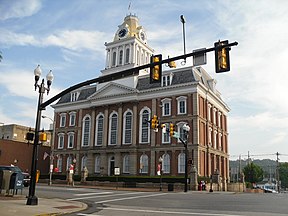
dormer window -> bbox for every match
[71,92,79,102]
[162,73,173,87]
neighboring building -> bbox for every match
[0,124,52,147]
[0,139,50,174]
[52,14,230,189]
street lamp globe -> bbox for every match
[34,65,42,81]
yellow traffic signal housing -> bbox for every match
[151,115,159,129]
[169,123,175,137]
[215,40,230,73]
[168,60,176,68]
[39,132,47,142]
[150,54,162,83]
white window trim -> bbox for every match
[57,156,62,172]
[67,132,74,149]
[176,96,187,115]
[69,112,76,126]
[140,154,149,174]
[66,156,72,171]
[122,109,133,144]
[57,133,64,149]
[81,115,91,147]
[178,153,185,174]
[95,113,104,146]
[94,155,101,173]
[123,155,130,174]
[161,98,171,116]
[108,111,118,146]
[60,113,66,128]
[139,107,151,144]
[162,153,170,174]
[81,156,88,171]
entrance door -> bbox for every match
[109,156,115,176]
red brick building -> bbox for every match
[0,139,50,174]
[52,14,230,189]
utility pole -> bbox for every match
[276,152,280,193]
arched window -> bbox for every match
[140,154,148,174]
[95,113,104,146]
[178,153,185,173]
[123,110,132,144]
[81,155,88,171]
[177,122,188,143]
[67,132,74,148]
[162,154,170,174]
[119,50,123,65]
[94,155,100,173]
[66,155,72,171]
[125,48,130,64]
[82,115,91,147]
[57,155,62,172]
[112,51,116,67]
[109,112,118,145]
[139,108,150,143]
[57,133,64,149]
[123,155,130,173]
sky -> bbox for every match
[1,0,288,161]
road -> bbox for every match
[28,185,288,216]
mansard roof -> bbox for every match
[55,66,221,106]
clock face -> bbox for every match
[118,28,127,38]
[140,31,146,41]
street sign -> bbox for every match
[114,167,120,176]
[193,48,207,66]
[173,132,180,138]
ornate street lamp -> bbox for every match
[180,124,190,192]
[26,65,53,205]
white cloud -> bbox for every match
[0,0,41,20]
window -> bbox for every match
[123,110,132,144]
[162,75,172,87]
[81,155,88,171]
[82,115,91,147]
[178,153,185,173]
[161,98,171,116]
[67,132,74,148]
[140,108,150,143]
[95,114,104,146]
[177,122,188,143]
[140,154,148,174]
[112,51,116,67]
[60,113,66,127]
[119,50,123,65]
[162,123,170,144]
[109,112,118,145]
[162,154,170,174]
[57,156,62,172]
[177,96,187,115]
[123,155,130,173]
[125,48,130,64]
[95,156,100,173]
[57,133,64,149]
[70,92,79,102]
[69,112,76,126]
[66,156,72,171]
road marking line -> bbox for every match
[101,207,243,216]
[95,193,166,204]
[67,191,146,201]
[74,192,112,196]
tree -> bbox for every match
[279,162,288,189]
[243,162,264,183]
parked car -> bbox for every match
[0,165,30,187]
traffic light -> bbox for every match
[151,115,159,129]
[169,123,175,137]
[214,40,230,73]
[150,54,162,83]
[39,132,47,142]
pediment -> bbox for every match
[88,82,137,100]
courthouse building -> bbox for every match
[52,14,230,189]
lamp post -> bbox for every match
[179,124,190,192]
[180,15,187,65]
[42,115,54,186]
[26,65,53,206]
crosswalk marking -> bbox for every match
[74,192,112,196]
[95,193,166,204]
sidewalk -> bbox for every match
[0,194,87,216]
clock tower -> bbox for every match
[101,14,154,77]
